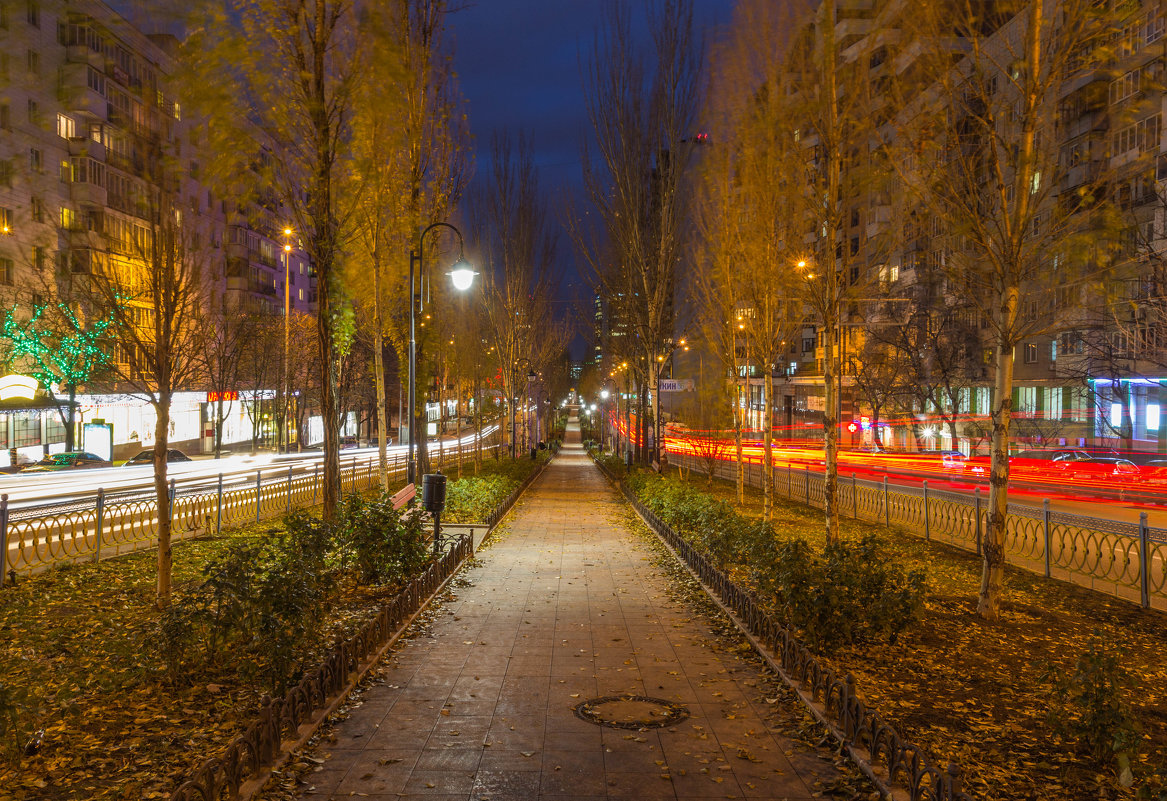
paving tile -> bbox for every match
[293,422,840,801]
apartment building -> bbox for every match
[0,0,316,460]
[754,0,1167,457]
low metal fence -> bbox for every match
[592,455,972,801]
[1,443,503,583]
[672,453,1167,611]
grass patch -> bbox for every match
[630,464,1167,801]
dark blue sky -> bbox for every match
[449,1,734,358]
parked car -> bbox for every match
[21,451,112,472]
[1013,448,1094,463]
[122,449,193,466]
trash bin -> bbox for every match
[421,473,447,513]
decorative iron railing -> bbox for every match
[671,453,1167,611]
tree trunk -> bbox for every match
[214,398,225,458]
[456,389,463,478]
[373,248,389,493]
[823,325,840,545]
[154,395,172,608]
[65,385,76,452]
[734,386,744,505]
[763,368,774,521]
[979,323,1017,620]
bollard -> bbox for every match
[1139,512,1150,609]
[974,487,982,556]
[287,465,293,513]
[883,476,890,528]
[94,488,105,562]
[216,473,223,536]
[256,470,262,522]
[0,494,7,584]
[1043,499,1052,578]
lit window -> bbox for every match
[1149,404,1161,432]
[56,113,75,139]
[1111,402,1123,428]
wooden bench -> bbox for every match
[390,483,416,510]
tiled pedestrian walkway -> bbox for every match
[292,420,847,800]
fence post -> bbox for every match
[883,476,890,528]
[922,480,930,540]
[804,465,811,506]
[94,488,104,562]
[216,473,223,536]
[1050,499,1059,581]
[974,487,982,556]
[852,472,858,519]
[313,463,318,505]
[788,463,792,498]
[256,470,262,522]
[168,479,176,527]
[287,465,293,513]
[0,494,7,584]
[1139,512,1150,609]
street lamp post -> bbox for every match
[282,227,293,453]
[408,222,476,485]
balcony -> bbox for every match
[70,181,107,207]
[67,136,106,161]
[65,44,104,69]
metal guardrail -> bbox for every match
[670,453,1167,611]
[591,454,972,801]
[0,442,504,583]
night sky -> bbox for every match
[449,1,735,358]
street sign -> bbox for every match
[658,379,694,392]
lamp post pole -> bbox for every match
[282,228,293,453]
[408,222,475,485]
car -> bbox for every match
[21,451,112,472]
[1063,456,1140,479]
[122,449,193,466]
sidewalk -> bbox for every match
[289,420,852,800]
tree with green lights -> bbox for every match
[0,302,117,451]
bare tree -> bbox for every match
[86,188,204,607]
[469,134,566,458]
[890,0,1122,618]
[573,0,701,469]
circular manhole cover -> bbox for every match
[573,695,690,729]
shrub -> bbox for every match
[444,475,515,522]
[1046,635,1141,782]
[752,535,927,651]
[159,512,336,691]
[334,494,428,584]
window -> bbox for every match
[13,411,39,447]
[0,104,8,129]
[802,338,814,353]
[1048,387,1063,420]
[1024,343,1038,363]
[0,160,10,188]
[1017,386,1037,416]
[25,49,37,75]
[29,148,41,172]
[60,206,76,230]
[1111,114,1161,156]
[30,196,43,223]
[0,257,12,285]
[26,98,38,126]
[32,245,44,270]
[25,0,37,27]
[0,207,11,232]
[86,66,105,96]
[1050,339,1058,362]
[0,2,7,28]
[56,113,75,139]
[1149,404,1161,432]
